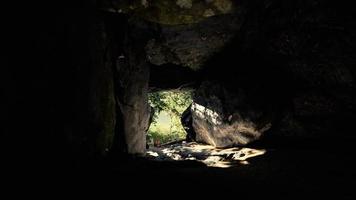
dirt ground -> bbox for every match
[98,138,356,198]
[11,138,355,198]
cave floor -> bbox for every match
[103,138,356,198]
[26,139,356,198]
[146,142,267,168]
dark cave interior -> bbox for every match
[3,0,356,197]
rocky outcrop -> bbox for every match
[100,0,238,25]
[10,0,356,165]
[181,104,196,142]
[107,0,356,150]
[190,82,277,147]
[113,18,153,155]
[185,0,356,142]
[115,59,151,155]
[145,14,243,70]
[149,64,198,91]
[101,0,244,70]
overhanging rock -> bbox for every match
[101,0,245,70]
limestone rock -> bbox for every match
[190,82,274,147]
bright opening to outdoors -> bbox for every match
[147,90,193,147]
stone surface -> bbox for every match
[146,141,266,168]
[116,60,151,155]
[114,20,153,155]
[145,14,243,70]
[101,0,238,25]
[113,0,356,151]
[189,82,276,147]
[181,104,196,141]
[89,22,116,155]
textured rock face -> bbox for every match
[109,0,356,151]
[181,104,196,141]
[13,0,356,163]
[101,0,237,25]
[116,61,150,154]
[59,8,117,156]
[145,14,243,70]
[190,82,274,147]
[103,0,244,70]
[191,103,270,147]
[113,20,153,155]
[89,22,116,155]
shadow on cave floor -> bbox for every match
[95,137,356,197]
[145,141,267,168]
[28,137,356,197]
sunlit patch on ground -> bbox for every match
[146,142,266,168]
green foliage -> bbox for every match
[148,90,193,124]
[147,130,183,145]
[148,90,193,146]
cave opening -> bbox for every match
[144,75,270,167]
[147,90,193,147]
[11,0,356,195]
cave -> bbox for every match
[4,0,356,197]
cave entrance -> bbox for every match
[147,90,193,147]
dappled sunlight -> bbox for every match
[192,103,222,125]
[146,142,266,168]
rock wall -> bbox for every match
[237,0,356,138]
[113,0,356,146]
[8,0,356,162]
[112,18,154,155]
[100,0,238,25]
[58,6,118,157]
[191,82,274,147]
[189,49,290,147]
[5,1,121,165]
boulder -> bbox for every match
[181,104,196,142]
[190,81,276,147]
